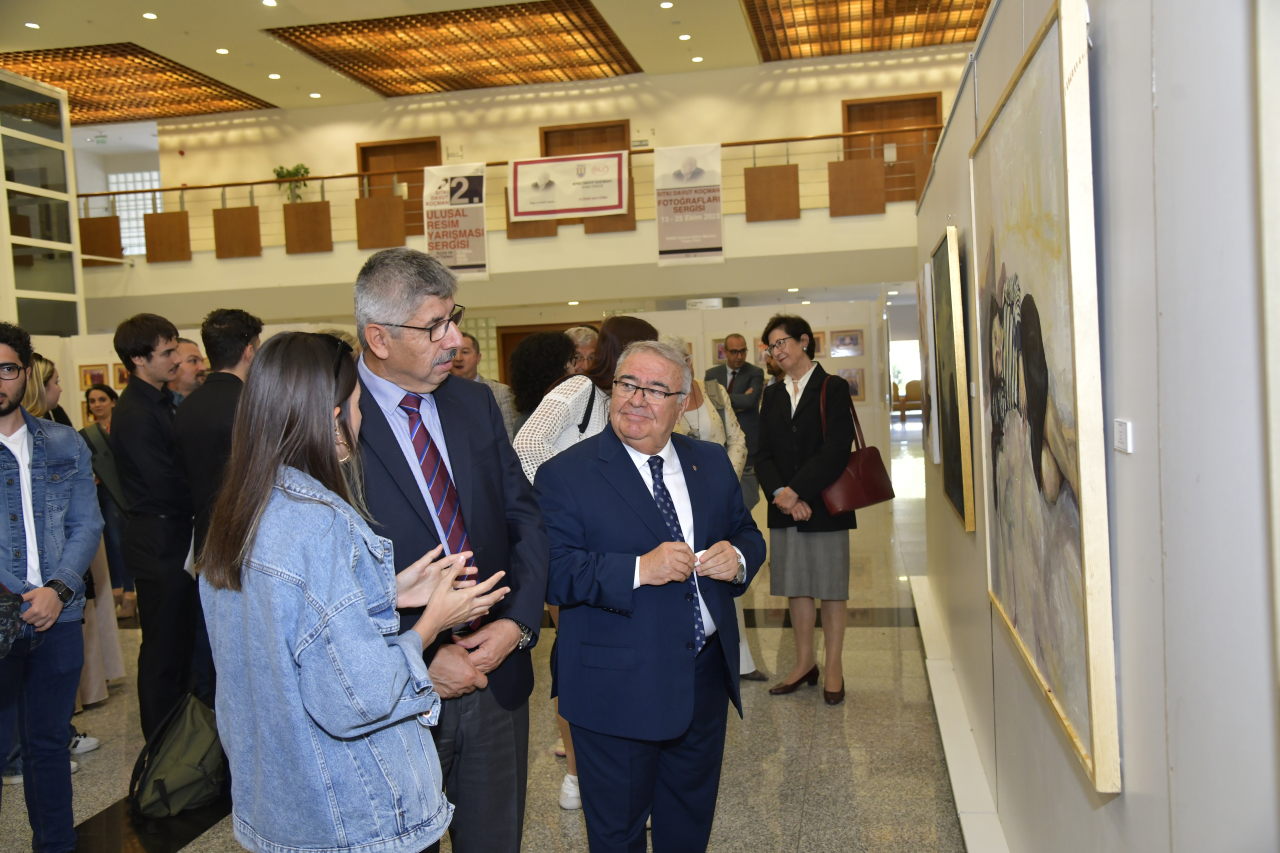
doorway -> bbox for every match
[356,136,442,236]
[842,94,942,202]
[497,320,594,385]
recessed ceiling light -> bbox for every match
[268,73,280,79]
[568,301,579,306]
[143,12,157,19]
[692,56,703,62]
[898,576,908,581]
[216,48,229,54]
[309,92,322,98]
[679,34,691,40]
[661,2,673,6]
[801,300,811,305]
[886,301,893,305]
[787,287,799,292]
[25,22,39,29]
[263,0,278,5]
[887,290,899,295]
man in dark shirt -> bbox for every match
[109,313,195,737]
[173,309,262,556]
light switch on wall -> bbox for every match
[1113,419,1133,454]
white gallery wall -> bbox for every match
[915,0,1278,850]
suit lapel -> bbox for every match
[358,376,436,535]
[673,436,709,551]
[599,426,674,545]
[433,378,474,530]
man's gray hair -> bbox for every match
[616,340,692,395]
[657,334,693,367]
[354,248,458,348]
[565,326,599,347]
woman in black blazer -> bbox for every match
[755,315,856,705]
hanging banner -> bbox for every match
[655,143,723,266]
[507,151,628,222]
[424,163,488,280]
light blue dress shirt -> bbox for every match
[358,355,457,554]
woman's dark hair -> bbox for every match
[509,332,576,414]
[762,314,816,359]
[582,316,659,393]
[1019,295,1049,493]
[200,333,365,591]
[202,308,264,371]
[85,383,117,403]
[114,313,179,374]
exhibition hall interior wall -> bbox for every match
[915,0,1277,850]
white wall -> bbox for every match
[916,0,1279,850]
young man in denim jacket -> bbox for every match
[0,322,105,853]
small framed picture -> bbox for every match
[112,364,130,389]
[81,401,95,424]
[839,368,866,402]
[808,331,827,357]
[830,329,865,358]
[79,364,107,391]
[753,337,770,365]
[712,338,727,365]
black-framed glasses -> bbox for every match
[376,305,466,343]
[725,348,748,356]
[613,380,685,402]
[765,336,796,352]
[0,363,21,381]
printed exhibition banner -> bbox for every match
[424,163,488,280]
[655,143,723,266]
[507,152,628,222]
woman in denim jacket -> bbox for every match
[199,333,508,853]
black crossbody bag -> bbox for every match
[0,580,24,659]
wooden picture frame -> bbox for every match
[969,0,1118,793]
[112,364,129,390]
[838,368,865,402]
[81,401,95,424]
[79,364,107,391]
[712,338,727,365]
[807,330,826,358]
[752,337,770,366]
[931,226,975,532]
[830,329,865,358]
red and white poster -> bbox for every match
[507,152,628,222]
[655,143,723,266]
[424,164,488,280]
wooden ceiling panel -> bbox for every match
[266,1,643,97]
[0,43,276,124]
[741,0,990,61]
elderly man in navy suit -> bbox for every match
[534,340,766,853]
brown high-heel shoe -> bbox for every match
[769,665,819,695]
[823,679,846,706]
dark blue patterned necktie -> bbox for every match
[648,456,706,654]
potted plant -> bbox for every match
[273,163,310,204]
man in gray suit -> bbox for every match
[705,333,765,509]
[452,332,518,442]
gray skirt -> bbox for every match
[768,527,851,600]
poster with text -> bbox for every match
[655,143,723,266]
[508,152,628,222]
[424,164,488,280]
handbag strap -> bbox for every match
[577,382,597,435]
[819,376,866,452]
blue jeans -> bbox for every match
[99,488,131,594]
[0,621,85,853]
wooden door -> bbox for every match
[842,94,941,203]
[497,320,593,385]
[356,137,442,237]
[539,120,630,226]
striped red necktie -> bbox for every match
[399,392,473,565]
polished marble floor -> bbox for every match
[0,415,961,853]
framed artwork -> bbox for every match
[830,329,864,358]
[808,331,826,357]
[838,368,865,402]
[112,364,129,389]
[81,402,95,424]
[752,337,770,366]
[970,0,1118,793]
[712,338,727,365]
[79,364,107,391]
[931,226,975,532]
[918,269,942,464]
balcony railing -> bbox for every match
[71,125,940,264]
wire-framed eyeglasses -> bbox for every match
[613,380,686,402]
[376,305,466,343]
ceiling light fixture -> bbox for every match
[679,34,690,40]
[886,301,893,305]
[309,92,321,98]
[25,22,39,29]
[801,300,811,305]
[692,56,703,62]
[568,301,579,305]
[143,12,157,19]
[787,287,799,292]
[661,2,673,6]
[898,576,908,581]
[216,48,229,54]
[263,0,278,5]
[268,73,281,79]
[887,290,898,295]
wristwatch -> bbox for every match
[45,579,73,604]
[513,620,534,651]
[733,554,747,585]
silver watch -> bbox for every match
[515,621,534,650]
[733,556,747,585]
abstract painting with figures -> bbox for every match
[712,338,727,364]
[838,368,865,402]
[112,364,129,390]
[79,364,107,391]
[830,330,864,358]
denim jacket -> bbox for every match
[0,409,104,624]
[200,466,451,853]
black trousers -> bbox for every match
[123,514,197,738]
[425,688,530,853]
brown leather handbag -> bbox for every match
[819,377,895,514]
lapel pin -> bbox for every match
[692,465,697,471]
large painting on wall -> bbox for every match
[970,0,1118,793]
[930,226,975,531]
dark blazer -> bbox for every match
[755,362,857,532]
[705,362,764,461]
[173,372,243,554]
[534,425,766,742]
[358,372,550,712]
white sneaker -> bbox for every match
[2,772,19,785]
[70,733,100,755]
[70,760,79,775]
[558,773,581,810]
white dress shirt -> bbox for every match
[0,425,40,586]
[785,362,818,416]
[622,439,719,637]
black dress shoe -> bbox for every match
[740,669,769,682]
[823,679,846,706]
[769,665,819,695]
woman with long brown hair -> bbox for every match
[199,332,509,853]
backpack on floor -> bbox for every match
[128,694,227,819]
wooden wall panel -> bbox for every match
[143,211,191,263]
[583,171,636,234]
[355,196,406,250]
[357,136,441,236]
[79,217,123,267]
[213,206,262,259]
[283,201,333,255]
[828,159,887,217]
[504,193,557,240]
[744,164,801,222]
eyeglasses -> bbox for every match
[725,348,748,356]
[570,353,595,366]
[765,336,796,352]
[613,380,686,402]
[0,363,21,380]
[376,305,466,343]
